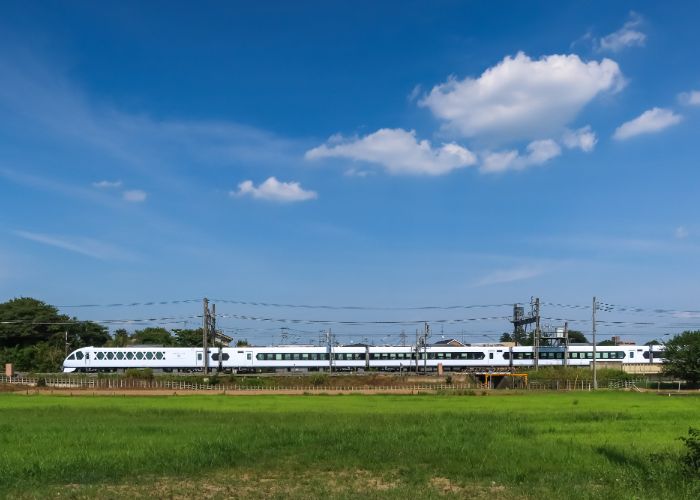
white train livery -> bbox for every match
[62,344,666,373]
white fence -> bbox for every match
[0,375,647,393]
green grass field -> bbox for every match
[1,392,698,499]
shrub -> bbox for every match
[310,373,329,387]
[445,375,453,385]
[124,368,154,380]
[681,427,700,476]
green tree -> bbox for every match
[236,339,250,347]
[0,297,108,371]
[662,331,700,385]
[567,330,589,343]
[130,327,173,346]
[173,328,203,347]
[597,339,616,346]
[110,328,130,347]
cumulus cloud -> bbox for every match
[481,139,561,173]
[305,128,477,176]
[562,126,597,152]
[678,90,700,106]
[92,180,122,189]
[122,189,147,202]
[419,52,624,142]
[232,177,317,202]
[613,108,682,140]
[597,12,646,53]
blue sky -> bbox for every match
[1,1,699,344]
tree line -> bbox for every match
[0,297,247,372]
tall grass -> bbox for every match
[0,392,698,498]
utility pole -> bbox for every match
[592,296,597,390]
[534,298,541,371]
[563,321,569,368]
[423,322,430,374]
[415,329,419,374]
[327,328,333,373]
[202,298,209,375]
[400,330,406,347]
[65,330,69,357]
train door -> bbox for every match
[238,350,254,369]
[195,350,204,369]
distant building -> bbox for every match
[432,338,467,347]
[611,336,636,346]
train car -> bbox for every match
[62,343,667,373]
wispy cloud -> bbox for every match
[597,12,646,53]
[613,108,682,140]
[92,180,122,188]
[14,230,138,261]
[474,266,544,286]
[675,226,689,239]
[231,177,317,202]
[123,189,147,203]
[0,52,309,187]
[678,90,700,106]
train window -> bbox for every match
[85,353,89,359]
[211,353,219,361]
[275,354,282,361]
[127,352,134,360]
[117,352,124,360]
[630,352,634,359]
[76,352,84,360]
[222,353,230,361]
[197,353,202,361]
[96,352,105,360]
[247,353,252,361]
[67,353,75,360]
[256,354,264,360]
[503,352,510,360]
[107,352,115,360]
[489,353,494,359]
[136,352,144,360]
[147,352,154,360]
[156,352,163,360]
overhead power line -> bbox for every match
[211,299,514,311]
[57,299,200,308]
[216,313,511,326]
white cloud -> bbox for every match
[232,177,317,202]
[598,12,646,53]
[123,189,147,202]
[675,226,689,239]
[678,90,700,106]
[481,139,561,173]
[613,108,682,140]
[14,230,136,261]
[92,180,122,189]
[562,126,597,152]
[419,52,624,142]
[305,128,476,176]
[475,266,544,286]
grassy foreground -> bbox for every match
[0,392,698,499]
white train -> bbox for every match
[62,344,666,373]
